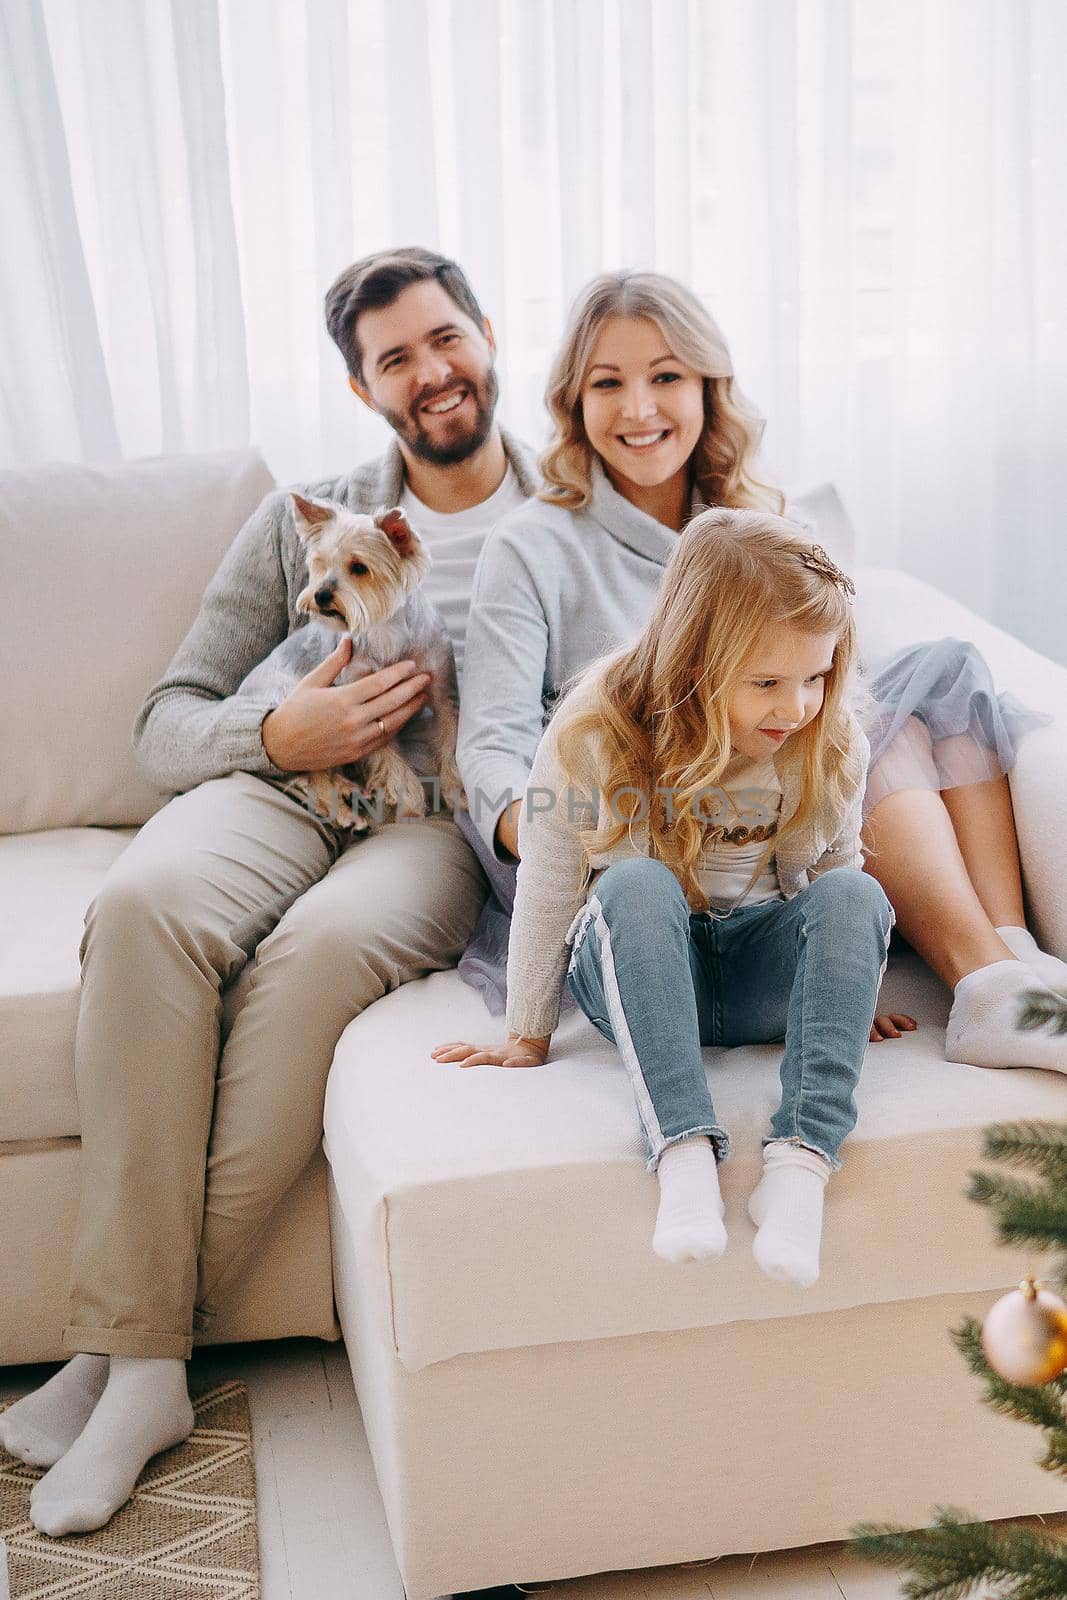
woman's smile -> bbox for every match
[581,314,705,521]
[616,426,672,450]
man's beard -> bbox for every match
[382,367,500,467]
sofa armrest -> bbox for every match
[854,566,1067,960]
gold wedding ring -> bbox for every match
[376,717,385,736]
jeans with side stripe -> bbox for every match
[565,857,893,1172]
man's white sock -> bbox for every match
[653,1137,727,1263]
[947,960,1067,1072]
[748,1139,832,1288]
[0,1354,109,1469]
[29,1357,194,1537]
[996,926,1067,993]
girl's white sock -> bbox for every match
[0,1354,109,1469]
[748,1139,831,1289]
[29,1357,194,1537]
[653,1137,727,1263]
[996,926,1067,993]
[947,960,1067,1073]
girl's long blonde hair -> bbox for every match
[554,510,861,912]
[540,271,783,514]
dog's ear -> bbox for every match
[374,506,419,559]
[290,493,334,539]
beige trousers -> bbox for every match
[65,772,487,1359]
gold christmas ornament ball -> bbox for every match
[981,1276,1067,1385]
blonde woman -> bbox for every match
[455,270,1060,1072]
[440,513,891,1287]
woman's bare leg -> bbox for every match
[940,774,1026,930]
[864,783,1067,1071]
[942,770,1067,987]
[862,788,1016,989]
[863,714,1067,1070]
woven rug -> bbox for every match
[0,1377,259,1599]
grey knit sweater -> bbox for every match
[134,430,538,792]
[457,461,684,855]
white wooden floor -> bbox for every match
[3,1340,1064,1600]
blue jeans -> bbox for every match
[566,859,894,1172]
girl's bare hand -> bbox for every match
[870,1013,917,1042]
[431,1032,551,1068]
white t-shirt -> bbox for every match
[400,466,528,683]
[696,756,784,912]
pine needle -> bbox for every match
[850,1509,1067,1600]
[947,1326,1067,1456]
[1017,990,1067,1036]
[966,1172,1067,1250]
[849,1115,1067,1597]
[982,1122,1067,1185]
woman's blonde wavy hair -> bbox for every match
[554,509,861,912]
[540,271,783,514]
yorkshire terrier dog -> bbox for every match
[237,493,463,829]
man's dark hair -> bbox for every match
[324,247,487,384]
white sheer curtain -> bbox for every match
[2,0,1065,659]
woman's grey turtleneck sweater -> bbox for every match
[457,461,686,856]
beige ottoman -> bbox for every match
[324,952,1067,1598]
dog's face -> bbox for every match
[292,496,431,633]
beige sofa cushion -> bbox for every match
[0,1143,339,1365]
[0,828,134,1142]
[324,957,1065,1374]
[0,448,274,833]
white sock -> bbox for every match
[947,960,1067,1073]
[0,1354,109,1469]
[748,1140,831,1289]
[996,926,1067,993]
[653,1137,727,1263]
[29,1357,194,1537]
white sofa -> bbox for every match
[3,450,1067,1598]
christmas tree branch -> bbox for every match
[967,1171,1067,1255]
[981,1122,1067,1186]
[849,1119,1067,1595]
[951,1319,1067,1441]
[851,1507,1067,1599]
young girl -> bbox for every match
[456,270,1062,1073]
[437,512,894,1289]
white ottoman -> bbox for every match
[324,956,1067,1599]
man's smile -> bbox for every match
[420,386,471,417]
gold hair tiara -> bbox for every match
[800,544,856,599]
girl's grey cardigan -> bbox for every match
[505,680,871,1041]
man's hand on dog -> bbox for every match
[262,635,431,772]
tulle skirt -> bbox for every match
[457,637,1049,1016]
[863,638,1049,815]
